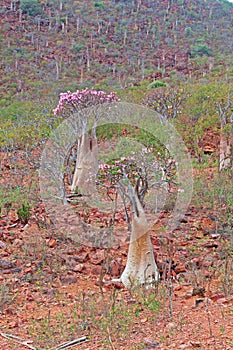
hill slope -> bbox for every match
[0,0,233,102]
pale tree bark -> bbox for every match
[71,126,98,194]
[216,94,233,171]
[53,90,119,195]
[120,184,160,289]
[219,129,233,171]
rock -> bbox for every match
[203,145,215,154]
[200,217,216,234]
[0,258,16,269]
[195,298,205,307]
[174,264,186,273]
[178,344,190,350]
[144,339,161,348]
[192,286,205,297]
[92,265,102,275]
[203,242,218,248]
[193,231,204,239]
[165,322,176,331]
[141,317,148,323]
[5,306,18,315]
[104,280,123,290]
[89,250,105,265]
[202,258,214,268]
[210,293,225,302]
[12,238,23,247]
[8,321,19,328]
[73,264,84,272]
[73,252,89,263]
[110,258,123,277]
[216,297,233,305]
[25,267,33,274]
[0,240,7,249]
[210,233,220,239]
[180,217,188,223]
[48,238,56,248]
[190,341,201,347]
[61,276,78,284]
[184,290,193,299]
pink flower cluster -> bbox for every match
[53,89,120,115]
[99,163,111,171]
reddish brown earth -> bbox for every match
[0,150,233,350]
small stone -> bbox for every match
[192,286,205,297]
[165,322,176,331]
[104,280,123,290]
[190,341,201,347]
[110,258,123,277]
[25,267,33,274]
[61,276,77,284]
[217,297,233,305]
[73,264,84,272]
[5,306,18,315]
[48,238,56,248]
[8,321,19,328]
[73,252,89,263]
[195,298,205,307]
[174,265,186,273]
[184,290,193,299]
[0,258,15,269]
[210,233,220,239]
[210,293,225,302]
[92,265,102,275]
[178,345,190,350]
[89,250,105,265]
[145,339,161,348]
[0,240,7,249]
[12,238,23,247]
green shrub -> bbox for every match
[17,201,31,224]
[20,0,42,16]
[147,80,167,89]
[190,43,212,57]
[94,2,105,9]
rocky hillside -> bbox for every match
[0,0,233,102]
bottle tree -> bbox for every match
[53,89,119,194]
[215,94,233,170]
[98,145,174,289]
[50,100,185,290]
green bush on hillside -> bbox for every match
[191,43,212,57]
[94,2,105,9]
[20,0,42,16]
[147,80,167,89]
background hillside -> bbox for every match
[0,2,233,349]
[1,0,233,104]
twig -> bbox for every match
[50,336,87,349]
[66,193,89,198]
[107,327,116,350]
[0,333,37,350]
[205,297,213,339]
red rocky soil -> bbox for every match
[0,150,232,350]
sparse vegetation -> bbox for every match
[17,200,31,224]
[0,0,232,349]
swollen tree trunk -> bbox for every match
[219,128,233,171]
[71,127,98,194]
[120,185,160,289]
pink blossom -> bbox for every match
[53,89,120,116]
